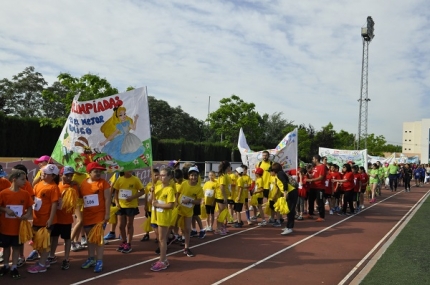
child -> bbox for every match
[297,168,309,220]
[359,166,368,209]
[202,171,217,231]
[49,166,78,270]
[104,172,123,241]
[70,171,89,251]
[113,170,145,253]
[253,168,266,226]
[80,162,111,273]
[240,165,253,225]
[234,167,246,228]
[227,169,237,224]
[149,168,175,271]
[267,170,281,227]
[27,164,60,274]
[141,169,161,242]
[176,166,204,257]
[214,161,231,235]
[352,165,362,213]
[0,169,33,279]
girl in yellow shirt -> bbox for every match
[214,161,231,235]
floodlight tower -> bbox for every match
[357,16,375,150]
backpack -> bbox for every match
[286,173,299,189]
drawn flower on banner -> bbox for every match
[133,159,139,165]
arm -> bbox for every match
[126,188,145,202]
[130,115,139,131]
[21,206,33,220]
[47,202,58,228]
[104,187,111,222]
[100,129,120,146]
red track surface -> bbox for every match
[7,186,428,285]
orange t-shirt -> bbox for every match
[0,178,12,192]
[56,182,79,225]
[21,180,34,197]
[32,181,59,227]
[80,178,110,226]
[0,189,33,236]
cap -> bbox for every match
[34,155,52,164]
[168,160,181,167]
[188,166,199,173]
[255,167,264,176]
[42,164,59,175]
[236,167,244,174]
[86,162,106,173]
[60,166,75,175]
[347,160,355,164]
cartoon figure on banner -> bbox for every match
[62,130,74,164]
[74,136,101,165]
[99,103,149,164]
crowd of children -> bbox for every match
[0,154,426,278]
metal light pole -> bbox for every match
[357,16,375,150]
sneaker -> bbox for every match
[250,216,257,221]
[337,212,345,216]
[219,228,227,236]
[47,255,57,264]
[361,205,365,209]
[346,212,351,216]
[316,218,325,222]
[141,233,150,241]
[27,262,47,273]
[272,221,282,227]
[190,230,198,237]
[45,261,51,268]
[117,242,126,252]
[256,213,261,218]
[267,218,275,225]
[71,242,78,252]
[17,257,25,268]
[329,210,334,215]
[94,260,103,273]
[150,261,168,272]
[281,228,293,235]
[206,226,213,232]
[81,236,88,246]
[10,267,20,279]
[297,216,304,220]
[167,235,177,246]
[233,222,242,228]
[227,219,235,224]
[26,250,39,261]
[104,232,116,240]
[75,243,84,251]
[199,230,206,239]
[184,248,195,257]
[122,243,132,253]
[258,220,267,226]
[0,266,10,276]
[81,257,96,269]
[61,259,70,270]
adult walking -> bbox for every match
[387,162,399,192]
[269,162,297,235]
[305,155,327,222]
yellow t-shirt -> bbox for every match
[203,180,217,206]
[254,177,264,198]
[258,161,272,189]
[268,176,281,201]
[177,181,204,217]
[235,176,246,203]
[72,172,90,186]
[150,185,175,227]
[228,173,237,200]
[144,180,162,211]
[113,176,144,208]
[215,174,231,200]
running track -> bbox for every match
[8,186,428,285]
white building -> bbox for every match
[402,119,430,163]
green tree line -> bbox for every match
[0,66,401,162]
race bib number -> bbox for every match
[325,180,329,187]
[228,185,232,193]
[204,189,214,197]
[6,205,23,218]
[33,197,42,211]
[354,179,357,185]
[83,194,100,208]
[119,189,132,200]
[270,184,274,191]
[180,195,194,208]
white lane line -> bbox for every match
[211,191,409,285]
[342,189,430,285]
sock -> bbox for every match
[245,210,250,220]
[11,265,17,270]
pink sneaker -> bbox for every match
[150,261,168,272]
[27,262,47,273]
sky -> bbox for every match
[1,0,429,147]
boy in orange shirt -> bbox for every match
[0,169,33,279]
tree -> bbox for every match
[257,112,294,148]
[334,130,356,150]
[207,95,260,161]
[41,73,119,127]
[366,134,388,156]
[0,66,46,117]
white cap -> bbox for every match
[236,167,244,174]
[188,166,199,173]
[42,164,59,175]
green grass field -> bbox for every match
[360,194,430,285]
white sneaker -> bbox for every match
[281,228,293,235]
[258,220,267,226]
[361,205,365,209]
[81,236,88,246]
[329,210,333,215]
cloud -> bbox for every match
[1,0,429,147]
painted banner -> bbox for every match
[238,128,298,178]
[50,87,152,173]
[319,147,368,170]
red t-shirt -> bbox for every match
[311,164,326,189]
[342,172,354,191]
[353,173,361,192]
[360,173,369,189]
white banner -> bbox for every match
[51,87,152,173]
[238,128,298,178]
[319,147,368,170]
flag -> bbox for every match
[51,87,152,173]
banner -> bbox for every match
[319,147,368,170]
[51,87,152,173]
[238,128,298,177]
